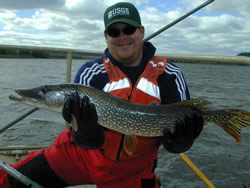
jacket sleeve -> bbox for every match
[73,57,108,91]
[158,61,190,104]
[0,170,10,188]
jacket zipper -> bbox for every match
[116,134,125,160]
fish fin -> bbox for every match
[124,135,137,155]
[176,98,211,112]
[206,110,250,144]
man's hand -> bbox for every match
[162,112,204,153]
[62,92,105,149]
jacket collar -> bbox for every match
[103,42,156,87]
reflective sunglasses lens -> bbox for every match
[123,25,137,35]
[107,27,120,38]
[106,25,137,38]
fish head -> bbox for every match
[9,85,73,112]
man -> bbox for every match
[0,2,203,187]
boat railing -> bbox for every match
[157,53,250,66]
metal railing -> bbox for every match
[157,53,250,66]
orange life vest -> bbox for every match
[100,56,167,160]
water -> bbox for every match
[0,59,250,187]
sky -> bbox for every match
[0,0,249,56]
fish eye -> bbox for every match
[41,86,49,93]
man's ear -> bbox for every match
[104,32,108,40]
[140,26,145,38]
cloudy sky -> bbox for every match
[0,0,249,56]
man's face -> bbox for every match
[105,23,145,67]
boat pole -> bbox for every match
[179,153,215,188]
[0,159,42,188]
[142,0,216,187]
[0,107,39,133]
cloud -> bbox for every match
[0,0,249,55]
[0,0,64,10]
[0,0,108,50]
[180,0,250,17]
[139,0,250,55]
[207,0,250,18]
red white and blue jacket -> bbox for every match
[75,42,190,104]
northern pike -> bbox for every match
[9,84,250,148]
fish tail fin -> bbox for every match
[176,98,211,112]
[204,110,250,144]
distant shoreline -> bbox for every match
[1,54,250,66]
[0,54,98,60]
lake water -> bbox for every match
[0,59,250,187]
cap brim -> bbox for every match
[105,18,141,30]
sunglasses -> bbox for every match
[106,25,138,38]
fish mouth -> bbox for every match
[9,88,45,104]
[16,89,44,99]
[9,94,25,102]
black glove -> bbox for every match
[162,112,204,153]
[62,92,105,149]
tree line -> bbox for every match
[0,49,99,59]
[1,48,249,59]
[0,49,50,58]
[237,52,250,57]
